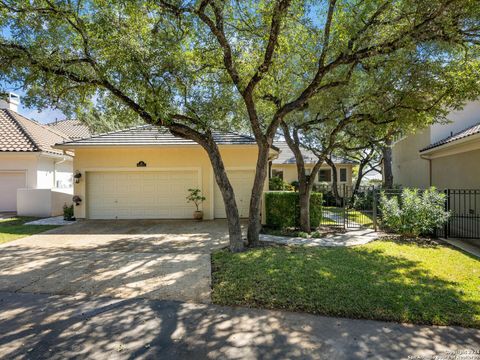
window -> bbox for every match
[272,169,284,180]
[318,169,331,182]
[340,168,347,182]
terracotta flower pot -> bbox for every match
[193,210,203,220]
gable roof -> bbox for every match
[47,119,91,140]
[56,124,258,147]
[272,141,356,165]
[0,109,69,155]
[420,121,480,152]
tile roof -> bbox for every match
[47,119,92,139]
[0,109,69,155]
[272,141,356,165]
[56,124,258,147]
[420,121,480,152]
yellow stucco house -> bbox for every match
[56,125,278,220]
[392,101,480,189]
[270,142,355,187]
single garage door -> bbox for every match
[87,171,199,219]
[0,171,26,211]
[214,170,255,218]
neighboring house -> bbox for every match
[392,100,480,189]
[55,125,278,220]
[270,141,355,187]
[47,119,92,140]
[0,94,73,215]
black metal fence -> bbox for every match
[439,189,480,239]
[316,185,377,229]
[314,185,480,240]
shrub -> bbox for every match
[309,192,323,228]
[352,190,374,210]
[269,176,294,191]
[265,192,323,229]
[379,187,449,237]
[290,181,299,191]
[63,203,75,221]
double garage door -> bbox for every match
[86,170,255,219]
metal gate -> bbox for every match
[318,185,375,229]
[441,189,480,239]
[317,186,479,239]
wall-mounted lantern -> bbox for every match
[137,161,147,167]
[72,195,82,206]
[74,171,82,184]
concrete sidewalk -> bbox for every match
[260,228,380,247]
[1,291,478,360]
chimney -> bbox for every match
[0,92,20,112]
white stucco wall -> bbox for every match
[54,159,74,189]
[430,148,480,189]
[0,153,73,213]
[37,156,55,189]
[17,188,73,217]
[430,100,480,143]
[392,100,480,188]
[35,155,73,189]
[0,153,38,188]
[392,129,431,188]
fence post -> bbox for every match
[373,189,378,232]
[444,189,450,238]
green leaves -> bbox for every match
[379,187,450,237]
[0,0,478,138]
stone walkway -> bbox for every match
[25,216,76,226]
[260,228,380,247]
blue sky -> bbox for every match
[20,104,66,124]
[1,85,67,124]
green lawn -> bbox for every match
[212,239,480,328]
[0,217,58,244]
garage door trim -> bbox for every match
[213,166,256,219]
[85,167,202,219]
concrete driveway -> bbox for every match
[0,220,231,303]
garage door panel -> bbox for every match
[214,170,254,218]
[0,172,26,211]
[87,171,198,219]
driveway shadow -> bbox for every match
[0,291,479,360]
[0,245,211,303]
[3,219,234,253]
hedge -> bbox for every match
[264,191,323,229]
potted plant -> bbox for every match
[63,203,75,221]
[186,188,206,220]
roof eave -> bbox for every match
[53,142,260,149]
[419,132,480,157]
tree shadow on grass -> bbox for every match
[211,244,480,329]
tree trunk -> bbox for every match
[298,182,311,232]
[382,139,393,189]
[326,158,342,206]
[170,127,244,252]
[205,141,244,252]
[351,162,366,202]
[247,143,270,246]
